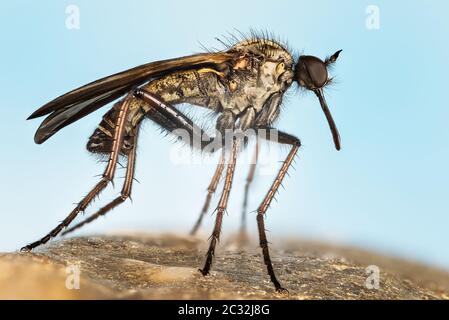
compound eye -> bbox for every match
[304,57,328,88]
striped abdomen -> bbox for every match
[86,100,145,155]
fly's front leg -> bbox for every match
[190,151,225,236]
[256,129,301,293]
[62,125,140,236]
[21,93,133,251]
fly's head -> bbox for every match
[294,50,342,150]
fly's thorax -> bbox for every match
[230,59,293,115]
[219,39,294,118]
[230,38,294,64]
[139,38,295,130]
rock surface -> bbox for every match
[1,233,448,299]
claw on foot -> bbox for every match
[276,287,289,295]
[199,268,209,276]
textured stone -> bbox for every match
[1,233,448,299]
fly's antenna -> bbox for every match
[325,49,343,66]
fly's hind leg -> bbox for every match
[61,88,214,237]
[61,125,140,236]
[21,93,133,251]
[21,88,214,251]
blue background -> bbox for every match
[1,1,448,270]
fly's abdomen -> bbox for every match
[87,69,223,156]
[86,100,144,155]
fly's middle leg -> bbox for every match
[190,152,225,236]
[200,140,239,276]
